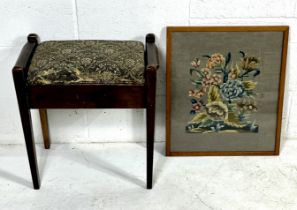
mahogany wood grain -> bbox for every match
[28,85,146,108]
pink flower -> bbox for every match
[188,90,195,96]
[192,102,203,111]
[191,59,200,68]
[202,76,213,86]
[211,74,222,85]
[201,68,210,75]
[189,89,206,99]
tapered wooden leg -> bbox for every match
[145,66,157,189]
[146,101,155,189]
[20,106,40,189]
[39,109,50,149]
[144,34,159,189]
[13,68,40,190]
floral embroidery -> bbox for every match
[186,51,260,133]
[27,40,145,85]
[220,80,245,102]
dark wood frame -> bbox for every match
[12,33,159,189]
[166,26,289,156]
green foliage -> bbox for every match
[225,121,245,129]
[198,119,214,128]
[190,68,204,88]
[231,64,241,79]
[190,112,207,123]
[226,112,242,124]
[227,103,237,112]
[246,91,256,96]
[224,52,231,68]
[208,85,221,103]
[239,51,245,57]
[190,79,202,89]
[190,68,203,78]
[202,55,211,58]
[242,80,257,90]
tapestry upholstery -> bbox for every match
[27,40,145,85]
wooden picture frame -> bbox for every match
[166,26,289,156]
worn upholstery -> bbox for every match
[27,40,145,85]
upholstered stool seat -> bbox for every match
[12,34,159,190]
[27,40,145,85]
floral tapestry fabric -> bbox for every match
[186,51,260,133]
[27,40,145,85]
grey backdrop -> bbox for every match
[170,31,284,152]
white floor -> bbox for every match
[1,142,297,210]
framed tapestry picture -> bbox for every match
[166,26,289,156]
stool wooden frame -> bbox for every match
[12,33,159,189]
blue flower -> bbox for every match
[220,80,245,102]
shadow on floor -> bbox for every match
[62,146,146,188]
[0,168,31,188]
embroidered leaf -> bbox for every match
[198,119,214,128]
[208,85,220,102]
[246,91,255,96]
[190,112,207,123]
[242,80,257,90]
[227,103,237,113]
[190,78,202,86]
[224,52,231,68]
[190,68,203,78]
[231,64,241,79]
[239,51,245,57]
[225,112,245,128]
[252,69,261,77]
[226,112,241,124]
[225,121,245,128]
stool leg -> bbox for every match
[146,102,155,189]
[145,66,157,189]
[13,68,40,190]
[20,106,40,189]
[39,109,50,149]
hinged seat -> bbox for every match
[27,40,145,85]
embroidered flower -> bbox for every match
[81,58,92,66]
[191,58,201,68]
[206,53,225,69]
[211,74,222,85]
[192,101,203,111]
[206,101,228,121]
[201,67,210,75]
[202,75,213,86]
[241,56,259,70]
[220,80,245,102]
[237,97,257,112]
[188,89,205,99]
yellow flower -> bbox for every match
[241,56,259,70]
[206,53,225,69]
[206,101,228,121]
